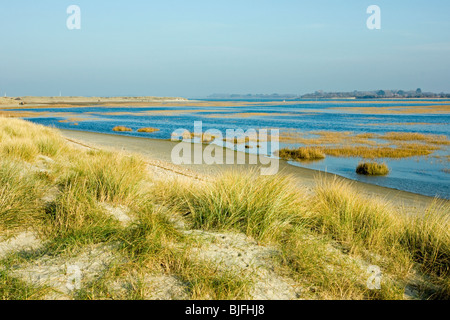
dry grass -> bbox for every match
[277,130,448,160]
[278,147,326,161]
[356,162,390,176]
[112,126,133,132]
[307,177,450,298]
[156,171,305,243]
[280,145,436,160]
[137,127,160,133]
[0,160,45,233]
[322,145,435,158]
[382,132,450,145]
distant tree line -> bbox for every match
[208,89,450,100]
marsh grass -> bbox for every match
[112,126,133,132]
[137,127,160,133]
[322,145,435,158]
[278,147,326,161]
[277,130,447,160]
[356,162,390,175]
[383,132,450,145]
[279,145,436,160]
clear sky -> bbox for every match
[1,0,449,98]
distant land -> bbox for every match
[0,96,187,107]
[208,89,450,100]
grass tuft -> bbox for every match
[112,126,133,132]
[0,160,44,232]
[356,162,390,176]
[137,127,160,133]
[0,271,50,300]
[165,171,305,243]
[278,147,326,161]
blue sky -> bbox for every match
[1,0,449,98]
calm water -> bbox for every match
[13,99,450,199]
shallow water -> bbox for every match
[12,99,450,199]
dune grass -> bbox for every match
[0,160,45,233]
[0,118,65,162]
[112,203,252,299]
[0,270,50,300]
[307,177,450,298]
[154,172,417,299]
[156,171,305,243]
[61,151,147,206]
[278,226,404,299]
[309,178,399,252]
[1,117,450,300]
[356,162,390,175]
[399,202,450,276]
[42,179,122,253]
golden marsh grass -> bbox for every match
[137,127,160,133]
[356,162,390,175]
[112,126,133,132]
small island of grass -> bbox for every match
[356,162,390,176]
[112,126,133,132]
[137,127,160,133]
[278,147,326,161]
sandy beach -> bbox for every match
[59,129,442,212]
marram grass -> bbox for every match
[158,170,306,243]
